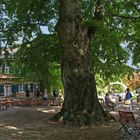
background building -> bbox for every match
[0,48,38,97]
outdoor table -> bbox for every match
[119,103,140,121]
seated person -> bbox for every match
[105,93,116,111]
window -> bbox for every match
[2,64,10,74]
[5,66,10,74]
[18,84,24,92]
[27,84,31,91]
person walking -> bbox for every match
[124,88,132,105]
[125,88,132,100]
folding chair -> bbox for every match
[105,100,115,111]
[118,111,140,140]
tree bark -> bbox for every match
[55,0,108,126]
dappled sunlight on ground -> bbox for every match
[0,107,120,140]
[4,125,18,130]
[37,108,56,113]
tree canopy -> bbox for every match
[1,0,140,125]
[0,0,138,79]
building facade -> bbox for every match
[0,48,38,97]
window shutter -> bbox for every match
[2,65,5,74]
[23,84,26,92]
[0,85,4,95]
[30,84,33,92]
[15,84,19,92]
[12,85,16,93]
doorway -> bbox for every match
[4,84,12,97]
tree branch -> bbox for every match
[107,13,140,21]
[125,0,140,14]
[87,0,105,37]
[27,1,34,24]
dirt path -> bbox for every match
[0,107,120,140]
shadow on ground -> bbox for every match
[0,107,120,140]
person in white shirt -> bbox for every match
[43,89,48,106]
[43,89,48,100]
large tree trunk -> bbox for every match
[55,0,108,126]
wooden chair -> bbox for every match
[118,111,140,140]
